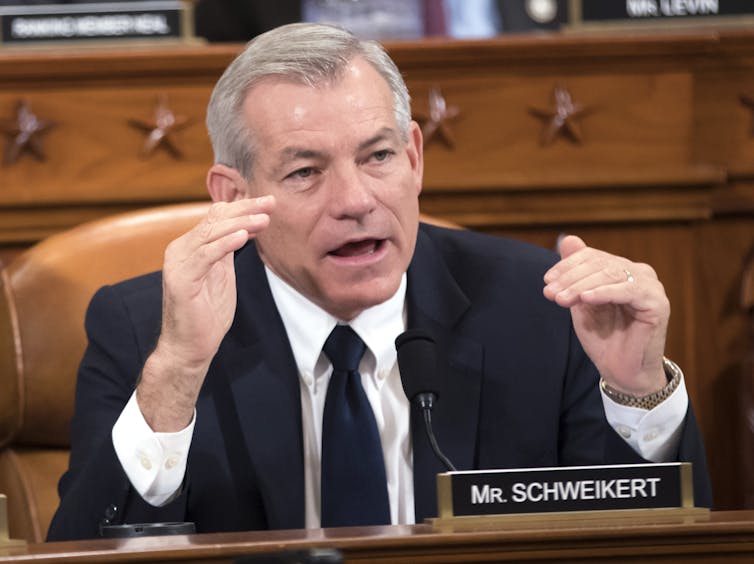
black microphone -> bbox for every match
[395,329,456,472]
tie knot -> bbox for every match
[323,325,366,373]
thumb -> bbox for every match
[558,234,587,259]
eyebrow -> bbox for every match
[278,147,326,162]
[356,127,401,152]
[273,127,401,175]
[271,147,326,177]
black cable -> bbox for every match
[421,406,456,472]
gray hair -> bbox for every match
[206,22,412,180]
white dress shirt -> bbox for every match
[112,266,688,524]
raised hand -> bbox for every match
[543,235,669,397]
[137,196,275,431]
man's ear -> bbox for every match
[207,164,248,202]
[407,121,424,196]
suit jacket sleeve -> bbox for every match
[560,327,712,507]
[47,282,189,541]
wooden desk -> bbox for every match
[2,511,754,563]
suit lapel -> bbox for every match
[406,227,484,522]
[211,244,305,530]
[207,229,485,527]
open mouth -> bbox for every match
[328,238,385,258]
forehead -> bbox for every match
[241,58,396,144]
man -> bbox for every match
[47,22,710,541]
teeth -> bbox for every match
[332,239,378,257]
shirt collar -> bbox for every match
[265,267,407,380]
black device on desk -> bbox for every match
[234,549,343,563]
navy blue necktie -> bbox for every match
[320,325,391,527]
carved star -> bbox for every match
[529,86,592,146]
[413,87,460,149]
[740,94,754,136]
[0,100,56,165]
[128,95,190,158]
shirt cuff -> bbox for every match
[600,372,688,462]
[111,391,195,506]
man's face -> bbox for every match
[233,57,423,320]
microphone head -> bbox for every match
[395,329,439,401]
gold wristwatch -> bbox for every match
[600,357,682,410]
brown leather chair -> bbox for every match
[0,201,211,542]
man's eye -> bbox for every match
[372,150,392,162]
[288,167,314,179]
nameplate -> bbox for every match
[436,462,693,519]
[570,0,754,29]
[0,1,192,45]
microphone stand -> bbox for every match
[415,392,456,472]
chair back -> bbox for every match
[0,201,210,542]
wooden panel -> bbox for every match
[693,217,754,511]
[416,72,698,190]
[418,181,715,228]
[695,34,754,180]
[0,44,232,224]
[0,87,211,205]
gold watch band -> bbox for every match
[600,357,682,410]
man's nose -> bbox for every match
[329,165,376,218]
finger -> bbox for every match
[578,283,642,307]
[164,228,247,284]
[166,212,267,265]
[558,234,587,260]
[579,281,670,322]
[547,268,635,308]
[548,266,669,323]
[199,197,275,241]
[170,196,275,261]
[191,229,252,273]
[544,236,592,284]
[166,203,273,283]
[192,211,271,247]
[206,195,276,223]
[544,257,633,302]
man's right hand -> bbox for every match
[137,196,275,432]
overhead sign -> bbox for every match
[571,0,754,28]
[0,1,192,45]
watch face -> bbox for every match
[526,0,558,24]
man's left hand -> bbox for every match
[543,235,669,397]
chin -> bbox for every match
[326,283,400,320]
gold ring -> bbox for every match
[624,269,635,283]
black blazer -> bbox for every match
[48,224,711,541]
